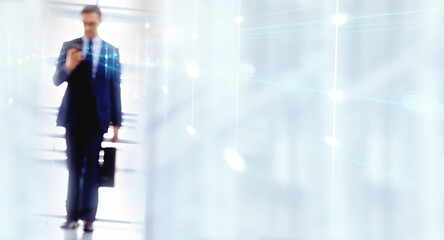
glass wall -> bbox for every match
[146,0,444,239]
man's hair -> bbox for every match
[81,5,102,18]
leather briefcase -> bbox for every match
[98,147,116,187]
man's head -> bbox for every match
[81,5,102,39]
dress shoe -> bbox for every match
[60,220,79,229]
[83,221,94,232]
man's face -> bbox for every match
[82,12,101,39]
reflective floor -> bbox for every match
[29,215,144,240]
[28,156,146,240]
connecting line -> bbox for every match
[191,75,195,125]
[191,0,198,126]
[152,66,404,106]
[145,18,149,100]
[7,17,12,98]
[330,0,340,237]
[147,84,444,198]
[234,0,241,150]
[245,0,356,20]
[350,6,444,20]
[163,0,170,110]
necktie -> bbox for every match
[86,39,93,76]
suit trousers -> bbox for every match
[65,124,103,222]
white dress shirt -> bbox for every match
[82,35,102,79]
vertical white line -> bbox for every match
[191,75,195,125]
[163,0,170,110]
[136,27,140,88]
[330,0,340,237]
[145,22,149,94]
[7,15,11,97]
[235,0,241,150]
[191,0,198,126]
[144,17,154,240]
[192,0,198,61]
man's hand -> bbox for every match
[65,48,83,72]
[112,126,120,142]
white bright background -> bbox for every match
[1,0,444,239]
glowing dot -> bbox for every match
[192,32,197,39]
[163,86,169,94]
[8,98,13,104]
[17,59,22,64]
[186,63,200,78]
[332,14,347,25]
[325,137,338,146]
[224,149,245,171]
[145,22,150,29]
[25,55,29,59]
[187,125,195,136]
[235,16,243,24]
[328,89,344,100]
[105,54,108,59]
[134,93,139,99]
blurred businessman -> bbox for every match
[53,5,122,232]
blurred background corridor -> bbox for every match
[2,0,444,239]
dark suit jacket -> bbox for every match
[53,37,122,133]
